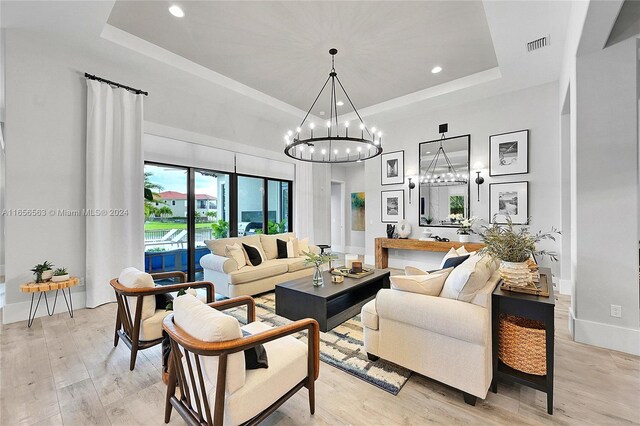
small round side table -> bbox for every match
[20,277,79,327]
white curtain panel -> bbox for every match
[85,80,144,307]
[294,162,315,243]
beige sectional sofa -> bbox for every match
[200,233,320,298]
[362,257,501,405]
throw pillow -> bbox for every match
[298,237,310,255]
[276,238,289,259]
[404,266,429,275]
[118,267,156,321]
[286,240,297,258]
[440,254,495,302]
[242,243,264,266]
[241,330,269,369]
[390,268,453,296]
[442,254,470,269]
[225,243,247,268]
[439,246,471,268]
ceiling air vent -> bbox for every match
[527,35,550,52]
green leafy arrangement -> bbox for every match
[53,267,68,276]
[267,219,287,235]
[478,216,560,263]
[30,261,54,283]
[212,219,230,239]
[302,251,337,268]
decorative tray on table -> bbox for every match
[330,267,375,279]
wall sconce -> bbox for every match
[473,162,485,202]
[408,177,416,204]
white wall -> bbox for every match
[571,37,639,355]
[1,28,308,323]
[362,82,562,276]
[330,182,343,250]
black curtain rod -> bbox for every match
[84,73,148,96]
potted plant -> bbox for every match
[52,267,70,282]
[426,216,433,225]
[479,216,559,287]
[302,251,337,287]
[31,261,54,283]
[211,219,229,239]
[457,217,476,243]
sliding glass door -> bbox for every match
[144,164,292,281]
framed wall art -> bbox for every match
[489,181,529,224]
[381,150,405,185]
[489,130,529,176]
[381,190,404,223]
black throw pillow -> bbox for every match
[276,238,289,259]
[241,330,269,369]
[242,243,263,266]
[442,254,470,269]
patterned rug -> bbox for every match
[228,292,411,395]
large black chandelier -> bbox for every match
[421,133,469,187]
[284,49,383,164]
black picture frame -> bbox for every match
[381,190,404,223]
[489,181,529,224]
[489,129,529,177]
[418,134,471,228]
[381,150,405,185]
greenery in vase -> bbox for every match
[478,215,560,263]
[53,267,68,276]
[30,261,54,283]
[302,251,337,268]
[457,217,476,235]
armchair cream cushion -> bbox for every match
[118,267,156,321]
[390,268,453,296]
[173,294,246,394]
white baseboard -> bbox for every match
[345,246,365,256]
[570,309,640,356]
[2,290,86,324]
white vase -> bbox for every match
[458,234,471,243]
[52,274,70,282]
[499,261,531,287]
[42,270,54,281]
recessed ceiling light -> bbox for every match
[169,5,185,18]
[336,101,344,106]
[431,66,442,74]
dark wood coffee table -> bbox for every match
[275,269,391,332]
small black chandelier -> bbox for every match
[421,133,469,187]
[284,48,383,164]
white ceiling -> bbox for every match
[106,1,498,113]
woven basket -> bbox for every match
[498,314,547,375]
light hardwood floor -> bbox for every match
[1,295,638,425]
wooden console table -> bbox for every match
[374,238,485,269]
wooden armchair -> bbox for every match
[162,295,320,426]
[110,270,215,370]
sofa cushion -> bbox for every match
[404,266,429,276]
[228,261,289,285]
[225,243,247,268]
[118,267,156,321]
[260,233,295,260]
[242,243,264,266]
[390,268,453,296]
[442,254,470,269]
[205,237,239,256]
[140,309,171,341]
[440,254,496,302]
[226,321,307,425]
[361,299,379,330]
[173,294,246,395]
[439,247,470,268]
[297,237,310,255]
[276,239,288,259]
[270,257,312,273]
[375,288,488,344]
